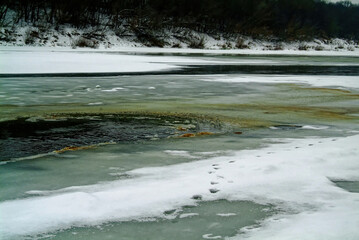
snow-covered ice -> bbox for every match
[199,75,359,90]
[0,50,183,74]
[1,135,358,239]
[1,46,359,76]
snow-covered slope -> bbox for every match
[1,25,358,53]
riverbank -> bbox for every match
[1,26,358,54]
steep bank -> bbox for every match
[1,25,359,52]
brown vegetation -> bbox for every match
[54,145,96,153]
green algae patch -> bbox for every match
[189,102,358,124]
[303,87,352,94]
[2,64,359,163]
[54,145,98,154]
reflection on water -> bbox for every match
[1,64,359,78]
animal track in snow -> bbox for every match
[209,188,220,194]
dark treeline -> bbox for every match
[1,0,359,40]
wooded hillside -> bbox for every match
[1,0,358,40]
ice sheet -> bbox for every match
[0,51,186,74]
[199,75,359,89]
[1,135,359,239]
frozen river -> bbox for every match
[0,49,359,239]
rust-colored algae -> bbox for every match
[179,132,214,138]
[180,133,196,138]
[177,126,187,131]
[304,87,352,94]
[54,145,96,154]
[196,132,214,136]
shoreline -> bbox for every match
[1,45,359,57]
[1,45,359,76]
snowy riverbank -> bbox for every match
[1,26,359,54]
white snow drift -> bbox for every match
[199,75,359,90]
[0,135,358,239]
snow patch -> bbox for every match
[301,125,329,130]
[202,234,223,239]
[88,102,103,106]
[101,87,125,92]
[0,135,359,239]
[0,51,185,74]
[199,75,359,90]
[216,213,237,217]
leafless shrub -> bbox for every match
[270,43,283,50]
[71,37,99,49]
[188,36,205,49]
[172,43,182,48]
[314,45,324,51]
[221,41,233,49]
[298,44,309,51]
[24,29,39,45]
[347,46,355,51]
[235,38,249,49]
[135,29,166,47]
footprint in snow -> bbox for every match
[202,234,222,239]
[191,195,202,200]
[163,209,176,215]
[209,189,220,194]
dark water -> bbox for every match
[0,114,223,161]
[333,181,359,193]
[1,64,359,77]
